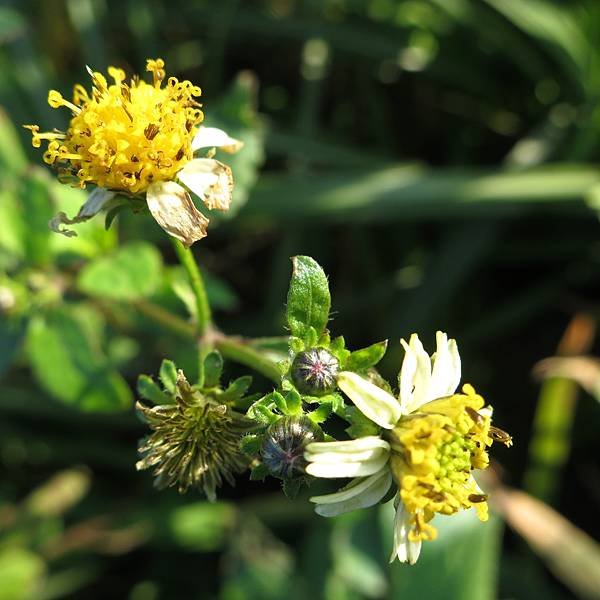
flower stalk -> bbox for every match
[171,237,212,336]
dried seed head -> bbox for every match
[136,371,253,501]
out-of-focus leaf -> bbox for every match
[0,547,45,600]
[220,516,296,600]
[0,317,25,378]
[77,241,162,301]
[168,266,239,315]
[383,505,502,600]
[19,171,54,267]
[286,256,331,343]
[168,501,236,551]
[48,178,117,259]
[206,71,264,216]
[0,190,25,262]
[327,510,388,600]
[0,107,26,172]
[26,307,132,412]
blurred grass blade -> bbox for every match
[494,486,600,600]
[243,165,600,222]
[25,468,90,517]
[524,313,595,503]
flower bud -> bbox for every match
[291,348,339,396]
[261,416,324,478]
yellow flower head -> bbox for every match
[25,59,203,195]
[305,332,513,565]
[389,384,511,543]
[24,59,243,246]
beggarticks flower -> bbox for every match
[24,58,243,246]
[304,331,512,564]
[136,371,253,501]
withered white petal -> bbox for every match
[146,181,209,247]
[310,468,393,517]
[48,187,115,237]
[177,158,233,212]
[191,126,244,153]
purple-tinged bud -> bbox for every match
[291,348,339,396]
[261,416,324,478]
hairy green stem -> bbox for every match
[133,300,281,383]
[215,336,282,384]
[171,238,212,336]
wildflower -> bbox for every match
[136,370,253,501]
[24,59,242,246]
[305,331,512,564]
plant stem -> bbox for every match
[170,238,212,336]
[134,299,193,338]
[215,336,282,384]
[133,300,281,383]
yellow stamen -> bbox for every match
[27,58,203,194]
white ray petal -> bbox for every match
[305,450,390,479]
[310,468,393,517]
[390,500,422,564]
[429,331,462,399]
[400,334,433,412]
[337,371,401,429]
[191,126,244,153]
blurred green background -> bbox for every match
[1,0,600,598]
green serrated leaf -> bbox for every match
[203,351,224,388]
[159,359,178,394]
[345,340,388,372]
[284,389,303,416]
[345,406,381,438]
[282,477,304,500]
[286,256,331,343]
[250,463,270,481]
[219,376,253,403]
[77,241,162,300]
[307,403,333,424]
[330,335,351,365]
[266,390,287,414]
[137,375,171,405]
[247,400,278,425]
[289,337,304,354]
[240,434,263,456]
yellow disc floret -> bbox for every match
[388,384,512,543]
[24,59,203,194]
